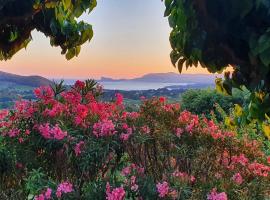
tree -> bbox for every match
[0,0,96,60]
[164,0,270,120]
[181,88,244,120]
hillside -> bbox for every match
[0,71,53,87]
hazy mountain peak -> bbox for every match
[99,72,219,84]
[0,71,53,87]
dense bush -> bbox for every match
[0,81,269,200]
[180,89,244,119]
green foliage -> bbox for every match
[0,0,96,60]
[82,179,106,200]
[164,0,270,120]
[180,89,244,120]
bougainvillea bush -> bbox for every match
[0,80,269,200]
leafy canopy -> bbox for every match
[0,0,96,60]
[164,0,270,94]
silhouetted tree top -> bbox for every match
[164,0,270,120]
[0,0,96,60]
[165,0,270,94]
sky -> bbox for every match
[0,0,210,79]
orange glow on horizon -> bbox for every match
[0,0,219,79]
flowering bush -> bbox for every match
[0,80,269,199]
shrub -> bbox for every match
[0,80,269,199]
[181,89,244,120]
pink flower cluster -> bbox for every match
[232,173,243,185]
[231,154,249,166]
[175,128,184,137]
[120,123,133,141]
[248,162,270,177]
[34,86,54,102]
[42,97,67,118]
[120,164,144,193]
[14,100,36,118]
[106,183,126,200]
[74,141,85,156]
[178,111,199,133]
[35,188,52,200]
[221,151,270,177]
[38,123,67,140]
[172,170,196,183]
[74,80,85,89]
[0,109,8,120]
[7,128,20,137]
[74,104,88,126]
[93,119,116,137]
[56,182,73,198]
[156,181,169,198]
[141,125,150,134]
[121,163,144,177]
[115,93,124,106]
[207,188,227,200]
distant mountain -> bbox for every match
[99,72,221,84]
[100,77,127,82]
[0,71,53,87]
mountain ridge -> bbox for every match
[99,72,221,84]
[0,71,53,87]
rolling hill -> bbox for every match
[0,71,53,87]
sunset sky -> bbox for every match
[0,0,210,79]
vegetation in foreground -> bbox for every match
[0,80,269,200]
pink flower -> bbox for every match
[141,125,150,134]
[74,141,85,156]
[0,109,8,120]
[159,96,166,103]
[175,128,184,137]
[34,86,54,101]
[38,123,51,139]
[232,173,243,185]
[25,129,30,135]
[52,125,67,140]
[35,194,45,200]
[130,176,138,191]
[74,80,85,89]
[231,154,249,166]
[56,181,73,198]
[178,110,192,123]
[74,104,88,126]
[207,188,227,200]
[131,184,138,192]
[115,93,124,105]
[34,188,52,200]
[126,112,140,119]
[106,183,125,200]
[190,175,196,183]
[38,123,67,140]
[248,162,270,177]
[156,181,169,198]
[121,166,131,176]
[45,188,52,199]
[18,137,24,143]
[8,128,20,137]
[120,133,129,141]
[93,119,116,137]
